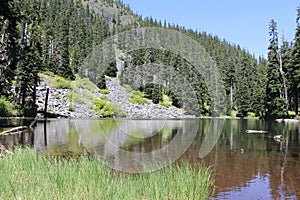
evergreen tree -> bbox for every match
[290,6,300,116]
[265,20,287,118]
[0,0,21,95]
[15,0,43,111]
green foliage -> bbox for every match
[0,148,212,200]
[1,0,300,118]
[265,20,287,119]
[289,6,300,116]
[123,84,133,92]
[67,92,84,104]
[130,91,149,104]
[143,83,163,104]
[159,95,172,107]
[93,98,126,117]
[53,76,72,89]
[0,96,16,117]
[96,75,107,90]
[104,62,118,77]
[100,89,110,94]
[43,71,55,77]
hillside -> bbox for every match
[35,73,189,118]
[1,0,299,118]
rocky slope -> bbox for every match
[36,80,100,118]
[106,77,191,118]
[36,76,193,119]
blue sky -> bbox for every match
[121,0,300,58]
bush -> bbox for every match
[0,97,15,117]
[143,83,163,104]
[93,98,126,117]
[53,76,72,89]
[104,62,117,77]
[100,89,110,94]
[130,91,149,104]
[96,75,107,89]
[43,71,55,77]
[67,92,84,104]
[159,95,172,107]
[123,84,133,92]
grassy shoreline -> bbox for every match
[0,148,213,199]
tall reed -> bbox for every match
[0,148,213,199]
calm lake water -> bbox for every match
[1,118,299,199]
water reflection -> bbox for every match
[0,118,34,148]
[35,119,200,172]
[1,118,299,199]
[195,119,300,200]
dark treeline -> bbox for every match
[0,0,299,118]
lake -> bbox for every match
[1,118,299,199]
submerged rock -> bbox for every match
[274,135,284,142]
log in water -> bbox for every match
[245,130,268,134]
[0,126,27,135]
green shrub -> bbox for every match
[104,62,117,77]
[159,95,172,107]
[123,84,133,92]
[100,89,110,94]
[81,77,98,92]
[0,97,15,117]
[67,92,84,104]
[119,55,125,61]
[143,83,163,104]
[96,75,107,89]
[130,91,149,104]
[247,112,256,118]
[43,71,55,77]
[159,101,172,108]
[68,104,75,111]
[93,98,126,117]
[53,76,71,89]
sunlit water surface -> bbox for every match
[1,118,299,199]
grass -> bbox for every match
[0,148,213,200]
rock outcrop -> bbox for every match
[36,76,193,119]
[106,77,192,118]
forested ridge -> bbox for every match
[0,0,300,118]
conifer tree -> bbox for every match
[0,0,21,95]
[290,6,300,116]
[265,20,287,118]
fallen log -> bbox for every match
[245,130,268,134]
[0,126,27,136]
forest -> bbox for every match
[0,0,300,119]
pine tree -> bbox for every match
[290,6,300,116]
[15,1,43,112]
[0,0,21,95]
[265,20,287,119]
